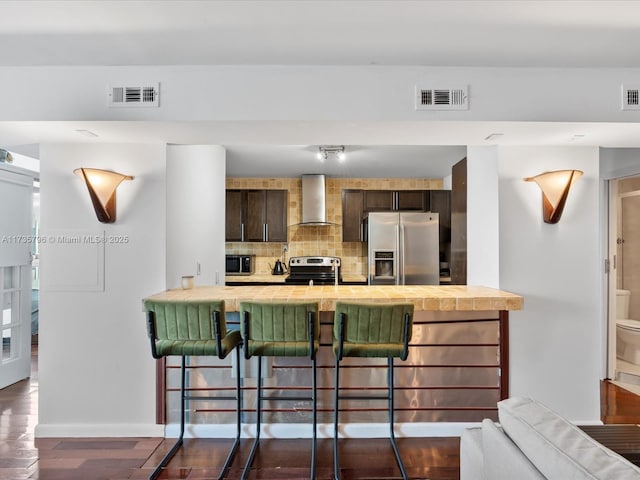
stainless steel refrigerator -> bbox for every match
[367,211,440,285]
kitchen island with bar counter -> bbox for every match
[144,285,523,438]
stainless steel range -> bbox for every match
[285,256,342,285]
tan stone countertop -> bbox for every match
[341,274,367,283]
[225,274,287,283]
[225,273,367,284]
[145,284,523,312]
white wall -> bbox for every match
[467,146,500,287]
[166,145,226,288]
[37,143,166,436]
[601,148,640,180]
[0,65,640,123]
[498,146,601,421]
[7,63,620,433]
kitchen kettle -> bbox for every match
[271,259,286,275]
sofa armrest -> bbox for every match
[460,427,483,480]
[482,419,546,480]
[499,397,640,480]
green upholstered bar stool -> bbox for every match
[240,301,320,480]
[144,299,243,480]
[332,301,414,480]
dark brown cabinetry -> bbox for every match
[225,189,288,242]
[363,190,427,212]
[225,190,244,241]
[342,188,450,243]
[342,189,365,242]
[451,158,467,285]
[429,190,451,242]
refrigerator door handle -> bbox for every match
[397,224,403,285]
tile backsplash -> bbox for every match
[225,177,443,276]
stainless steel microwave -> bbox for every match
[225,254,255,275]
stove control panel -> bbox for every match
[288,256,341,267]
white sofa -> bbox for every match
[460,397,640,480]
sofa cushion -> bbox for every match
[498,397,640,480]
[482,419,546,480]
[460,426,483,480]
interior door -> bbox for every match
[0,167,33,389]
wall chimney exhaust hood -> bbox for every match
[298,174,334,226]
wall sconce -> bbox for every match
[74,168,133,223]
[316,145,346,162]
[524,169,583,224]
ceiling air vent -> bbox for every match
[622,85,640,111]
[415,85,468,111]
[108,83,159,108]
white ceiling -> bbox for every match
[2,1,640,68]
[3,0,640,176]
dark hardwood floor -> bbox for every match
[601,379,640,424]
[1,347,639,479]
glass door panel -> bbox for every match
[0,167,33,389]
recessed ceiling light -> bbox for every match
[484,133,504,141]
[571,134,586,141]
[75,129,98,138]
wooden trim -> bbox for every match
[156,358,166,424]
[499,310,510,400]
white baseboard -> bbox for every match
[164,422,481,439]
[34,423,165,438]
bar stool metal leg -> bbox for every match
[311,358,317,480]
[144,301,243,480]
[240,302,319,480]
[149,356,187,480]
[333,354,341,480]
[216,345,243,480]
[241,356,262,480]
[388,357,408,480]
[332,303,413,480]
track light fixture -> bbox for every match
[317,145,346,162]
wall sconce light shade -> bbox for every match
[524,169,583,224]
[73,168,133,223]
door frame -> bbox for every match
[0,165,35,389]
[607,178,617,380]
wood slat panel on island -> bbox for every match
[147,284,522,427]
[144,284,523,312]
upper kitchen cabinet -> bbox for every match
[342,189,365,242]
[264,190,288,242]
[342,188,432,242]
[451,158,467,285]
[429,190,451,242]
[396,190,428,210]
[364,190,428,212]
[233,189,288,243]
[225,189,245,241]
